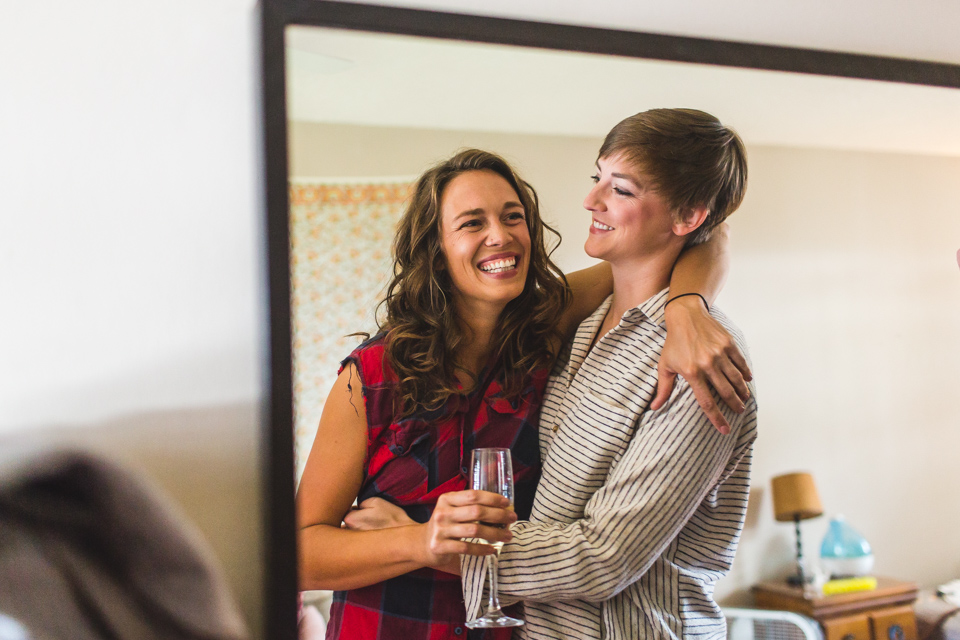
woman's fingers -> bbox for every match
[431,505,517,538]
[422,490,517,565]
[448,521,513,542]
[460,541,501,557]
[343,497,415,530]
[424,514,514,561]
[357,497,391,508]
[650,369,677,411]
[429,522,513,555]
[432,539,500,557]
[438,489,511,509]
[727,342,753,382]
[426,523,512,559]
[433,491,516,526]
[697,356,745,414]
[686,374,731,435]
[695,342,751,413]
[451,504,517,525]
[717,355,751,405]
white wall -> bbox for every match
[724,146,960,601]
[290,121,960,601]
[0,1,262,429]
[287,3,960,611]
[0,0,264,634]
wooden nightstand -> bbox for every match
[753,577,919,640]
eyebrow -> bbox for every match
[453,201,524,221]
[596,162,643,187]
[611,171,642,187]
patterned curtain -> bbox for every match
[289,178,414,480]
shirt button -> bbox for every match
[454,627,463,635]
[551,424,559,433]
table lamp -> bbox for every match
[771,472,823,585]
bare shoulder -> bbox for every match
[296,364,369,528]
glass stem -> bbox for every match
[485,554,502,616]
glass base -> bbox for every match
[465,612,524,629]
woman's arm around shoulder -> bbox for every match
[654,223,753,433]
[556,262,613,341]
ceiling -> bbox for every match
[286,27,960,156]
[335,0,960,66]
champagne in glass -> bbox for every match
[481,504,513,555]
[465,448,524,629]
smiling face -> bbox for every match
[583,153,684,266]
[439,169,532,317]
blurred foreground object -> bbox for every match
[0,450,248,640]
[914,587,960,640]
[298,605,326,640]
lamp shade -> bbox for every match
[771,472,823,522]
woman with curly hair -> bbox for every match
[296,148,748,640]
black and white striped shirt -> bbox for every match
[462,289,758,639]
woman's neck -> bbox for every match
[454,300,501,380]
[607,246,681,319]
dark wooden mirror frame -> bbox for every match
[258,2,960,637]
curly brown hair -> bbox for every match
[379,149,569,419]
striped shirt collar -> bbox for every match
[563,287,672,388]
[592,287,671,330]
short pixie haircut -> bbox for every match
[598,108,747,246]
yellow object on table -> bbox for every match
[822,576,878,596]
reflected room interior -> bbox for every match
[282,24,960,625]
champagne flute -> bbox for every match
[464,447,524,629]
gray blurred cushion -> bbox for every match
[0,450,248,640]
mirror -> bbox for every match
[263,4,960,637]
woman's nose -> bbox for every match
[485,220,508,246]
[583,183,603,212]
[485,222,508,247]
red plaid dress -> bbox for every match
[325,336,545,640]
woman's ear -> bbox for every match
[672,206,710,238]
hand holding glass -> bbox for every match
[465,447,523,629]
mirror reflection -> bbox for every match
[284,24,960,632]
